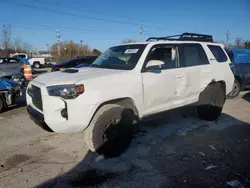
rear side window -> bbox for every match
[208,45,228,62]
[19,55,26,58]
[180,43,209,67]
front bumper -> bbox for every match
[26,81,98,133]
[27,105,53,132]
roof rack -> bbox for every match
[146,32,214,42]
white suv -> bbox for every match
[27,33,234,157]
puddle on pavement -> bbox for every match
[70,168,119,187]
[1,154,31,171]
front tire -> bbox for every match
[227,79,241,99]
[197,83,225,121]
[84,104,134,158]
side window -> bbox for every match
[207,45,228,62]
[145,45,180,69]
[9,58,19,63]
[19,55,26,58]
[180,44,209,67]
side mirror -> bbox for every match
[145,60,164,71]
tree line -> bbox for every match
[0,25,102,61]
[0,24,34,57]
[50,41,102,61]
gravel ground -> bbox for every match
[0,91,250,188]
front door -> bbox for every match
[141,44,180,116]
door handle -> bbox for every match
[175,74,183,78]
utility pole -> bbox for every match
[226,30,229,48]
[46,44,50,57]
[139,21,142,41]
[56,30,60,56]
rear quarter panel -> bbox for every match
[202,44,234,94]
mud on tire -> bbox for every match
[84,104,134,158]
[197,83,225,121]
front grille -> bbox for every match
[31,85,43,111]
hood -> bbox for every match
[34,67,125,86]
[0,78,20,90]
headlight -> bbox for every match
[47,84,84,99]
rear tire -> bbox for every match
[227,79,241,99]
[197,83,225,121]
[0,95,5,113]
[84,104,134,158]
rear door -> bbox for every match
[176,43,211,104]
[6,58,23,70]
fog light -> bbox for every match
[61,109,68,119]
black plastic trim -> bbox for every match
[27,105,53,132]
[147,32,214,42]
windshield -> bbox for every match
[91,44,146,70]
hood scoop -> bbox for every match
[61,69,79,73]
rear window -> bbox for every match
[208,45,228,62]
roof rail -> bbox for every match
[146,32,214,42]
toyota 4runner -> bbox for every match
[26,33,234,157]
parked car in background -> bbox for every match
[0,69,28,87]
[0,57,25,73]
[51,56,98,72]
[75,63,91,68]
[11,53,47,69]
[226,48,250,98]
[0,78,21,113]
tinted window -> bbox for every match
[145,44,180,69]
[208,45,228,62]
[18,55,26,58]
[9,58,20,63]
[181,44,209,67]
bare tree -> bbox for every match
[50,41,94,61]
[235,37,243,48]
[22,42,32,53]
[244,41,250,49]
[1,24,11,56]
[13,38,22,52]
